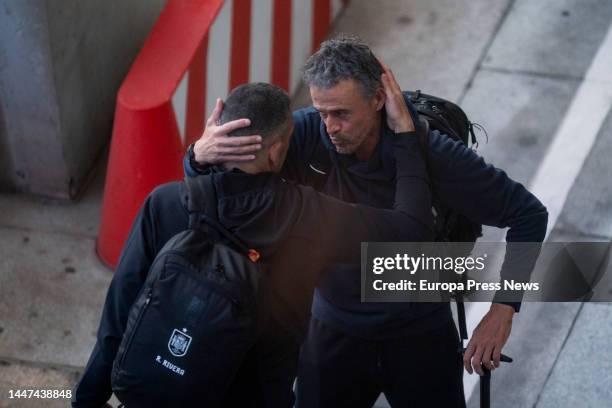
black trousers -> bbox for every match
[296,318,466,408]
[222,308,300,408]
[223,343,298,408]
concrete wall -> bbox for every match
[0,0,167,199]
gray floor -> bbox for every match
[1,0,612,407]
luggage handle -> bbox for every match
[459,347,513,364]
[456,297,513,408]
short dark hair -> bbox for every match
[220,82,291,140]
[302,35,383,98]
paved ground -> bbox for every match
[1,0,611,407]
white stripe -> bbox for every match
[171,71,189,145]
[464,22,612,401]
[332,0,343,19]
[250,0,273,83]
[206,0,233,117]
[530,23,612,239]
[290,0,313,94]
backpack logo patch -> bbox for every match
[168,329,192,357]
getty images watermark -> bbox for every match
[360,242,612,303]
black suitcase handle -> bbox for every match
[458,348,512,408]
[456,297,513,408]
[459,347,513,364]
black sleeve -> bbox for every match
[427,131,547,242]
[183,147,207,178]
[72,202,155,407]
[73,184,187,407]
[427,131,548,311]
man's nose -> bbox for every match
[325,117,341,135]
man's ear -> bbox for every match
[374,87,386,111]
[267,140,284,171]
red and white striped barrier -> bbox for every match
[97,0,348,268]
[172,0,347,146]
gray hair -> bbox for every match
[302,35,383,99]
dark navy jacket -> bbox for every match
[73,133,433,407]
[187,95,548,339]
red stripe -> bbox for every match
[312,0,331,53]
[230,0,252,89]
[119,0,224,109]
[185,38,208,146]
[271,0,291,91]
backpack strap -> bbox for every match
[417,118,466,347]
[184,175,250,255]
[416,116,430,155]
[455,293,469,346]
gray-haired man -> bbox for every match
[188,37,547,407]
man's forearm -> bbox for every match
[390,132,433,238]
[72,342,113,407]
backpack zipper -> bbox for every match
[117,289,153,369]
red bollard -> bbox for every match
[95,0,225,269]
[96,100,183,268]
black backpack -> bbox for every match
[406,90,485,244]
[111,175,265,407]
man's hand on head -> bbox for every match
[379,62,415,134]
[463,303,515,376]
[193,98,263,165]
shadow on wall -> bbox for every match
[0,0,168,200]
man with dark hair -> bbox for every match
[74,82,434,407]
[220,82,291,136]
[188,37,548,407]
